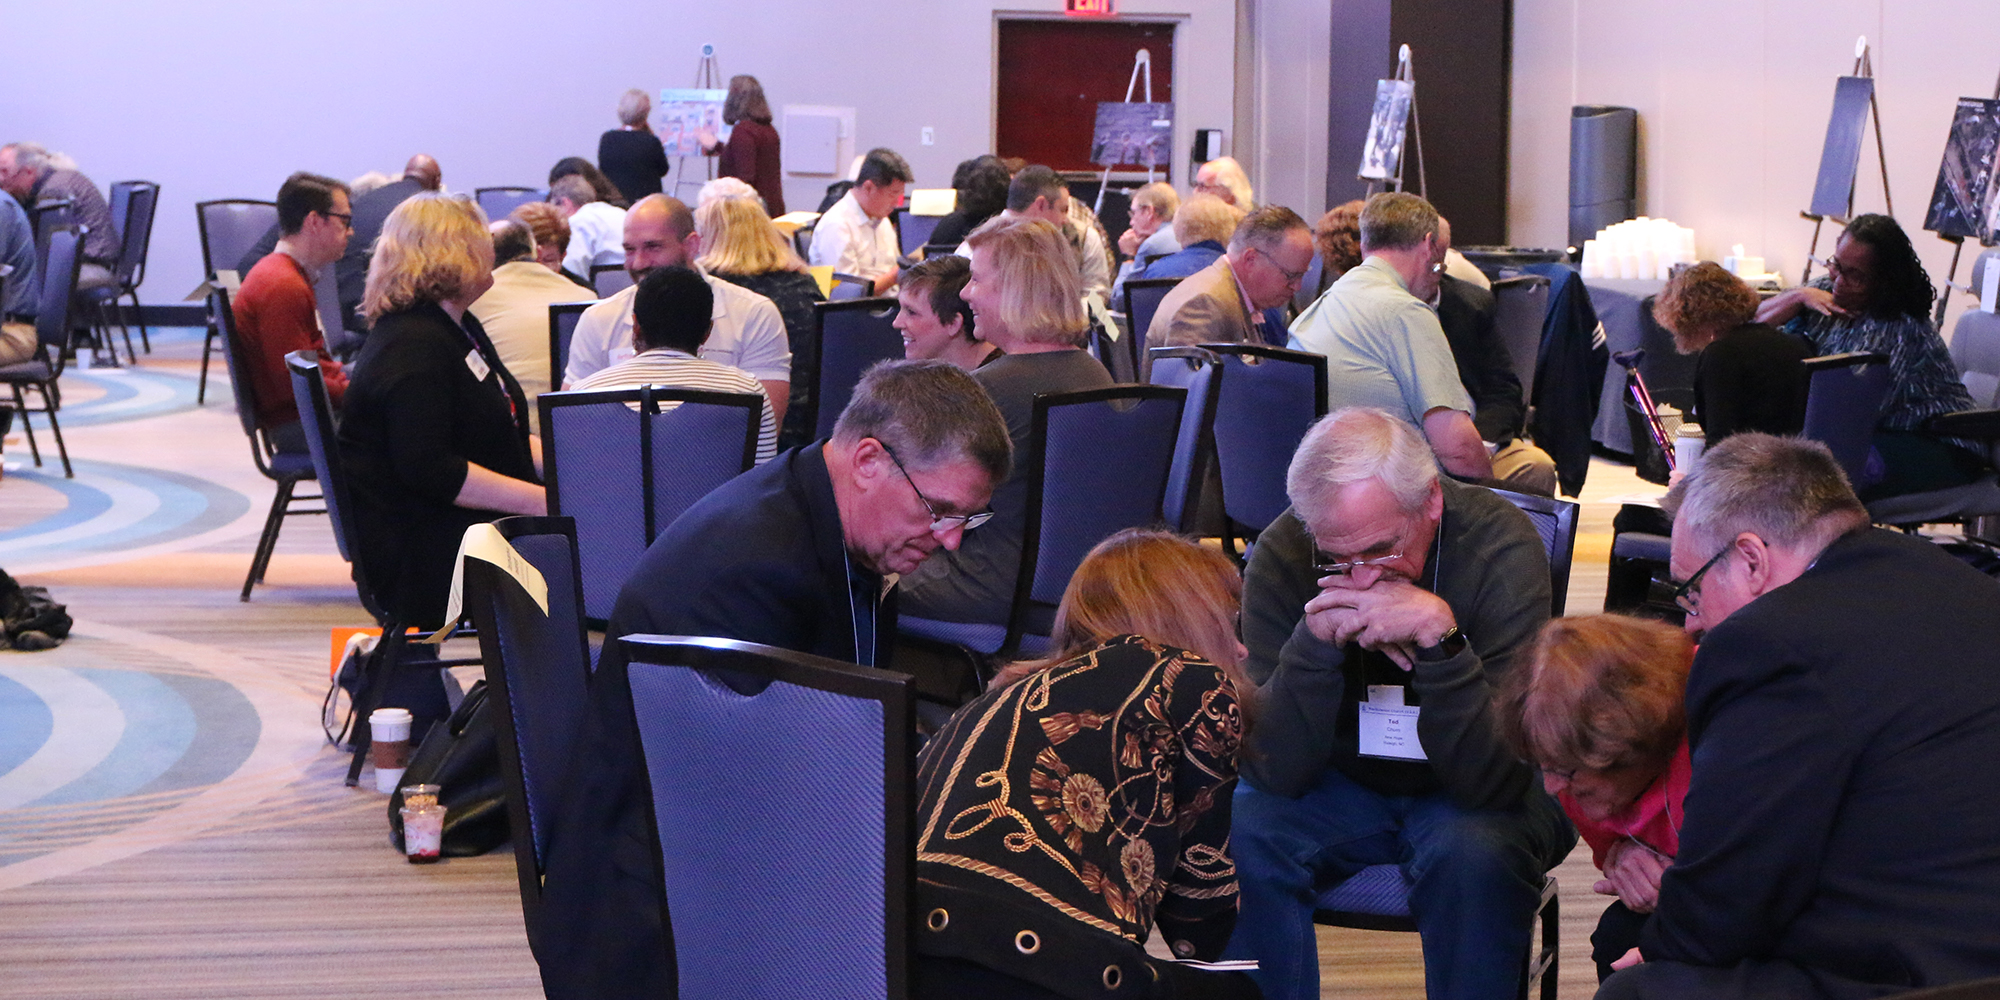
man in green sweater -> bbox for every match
[1225,406,1576,1000]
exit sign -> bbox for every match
[1067,0,1115,14]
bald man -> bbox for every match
[563,194,792,422]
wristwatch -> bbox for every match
[1417,625,1468,661]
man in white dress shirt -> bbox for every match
[550,175,627,279]
[809,147,911,295]
[468,219,592,434]
[563,194,792,422]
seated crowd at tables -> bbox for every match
[24,110,1998,1000]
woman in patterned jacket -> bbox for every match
[912,529,1259,1000]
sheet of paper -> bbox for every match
[1983,255,1999,314]
[426,523,550,643]
[1360,696,1424,756]
[907,188,956,216]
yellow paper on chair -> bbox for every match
[808,265,835,297]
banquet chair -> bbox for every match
[590,264,634,298]
[899,385,1186,668]
[546,301,593,387]
[1122,276,1181,378]
[1490,274,1552,409]
[475,186,546,221]
[0,225,83,477]
[461,515,591,953]
[1147,346,1224,533]
[85,180,158,361]
[196,199,279,403]
[811,297,904,439]
[212,288,323,601]
[540,386,762,626]
[625,635,913,1000]
[1204,343,1328,560]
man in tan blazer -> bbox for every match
[1145,205,1314,361]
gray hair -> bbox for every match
[1173,194,1246,247]
[1661,433,1869,555]
[616,89,651,127]
[1287,407,1440,518]
[1359,191,1440,253]
[832,359,1011,486]
[549,175,597,208]
[1229,204,1309,255]
[1,142,52,174]
[490,219,536,266]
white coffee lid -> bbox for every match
[369,708,413,724]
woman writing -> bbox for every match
[915,528,1257,999]
[1497,614,1693,982]
[1654,261,1811,444]
[338,193,544,631]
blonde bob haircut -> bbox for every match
[361,192,492,324]
[1496,614,1692,774]
[695,196,806,276]
[963,215,1085,346]
[994,528,1250,724]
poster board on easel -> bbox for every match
[1357,45,1423,198]
[1798,36,1893,287]
[664,43,725,201]
[1922,77,2000,324]
[1085,48,1171,216]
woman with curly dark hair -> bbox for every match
[1653,261,1810,444]
[1757,213,1982,498]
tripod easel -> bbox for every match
[1799,36,1893,287]
[669,44,723,201]
[1929,68,2000,327]
[1090,48,1161,216]
[1361,45,1425,199]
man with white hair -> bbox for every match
[1596,433,2000,999]
[0,141,117,290]
[1194,155,1255,210]
[1227,406,1575,1000]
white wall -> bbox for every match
[8,0,1239,306]
[1246,0,1334,222]
[1512,0,2000,334]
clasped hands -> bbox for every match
[1302,575,1456,670]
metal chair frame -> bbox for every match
[213,288,325,600]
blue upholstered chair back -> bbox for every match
[1952,304,2000,409]
[461,516,592,950]
[895,209,942,256]
[1206,344,1328,535]
[285,350,359,566]
[624,635,913,1000]
[474,187,546,221]
[34,227,81,354]
[1148,347,1222,533]
[195,199,277,280]
[829,273,874,301]
[541,387,762,624]
[1802,352,1893,489]
[1490,487,1580,617]
[1491,274,1552,404]
[1122,276,1181,352]
[1085,316,1134,383]
[590,264,634,298]
[813,297,904,439]
[211,289,265,440]
[546,302,592,388]
[1020,386,1186,630]
[110,181,158,290]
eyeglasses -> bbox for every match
[1669,546,1732,616]
[1264,253,1308,286]
[321,210,353,229]
[882,443,994,533]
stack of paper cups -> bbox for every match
[369,708,414,793]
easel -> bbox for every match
[1799,36,1893,287]
[1930,67,2000,326]
[670,43,722,201]
[1090,48,1158,216]
[1362,45,1426,199]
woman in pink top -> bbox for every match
[1497,614,1694,983]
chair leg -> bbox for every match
[197,322,216,404]
[113,299,137,365]
[242,476,298,601]
[41,390,70,478]
[126,290,151,353]
[344,626,406,787]
[12,384,39,468]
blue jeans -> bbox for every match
[1225,768,1576,1000]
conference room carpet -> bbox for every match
[0,327,1642,998]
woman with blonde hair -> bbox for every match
[1652,261,1810,444]
[340,192,543,632]
[1496,613,1694,982]
[694,193,825,447]
[915,529,1257,999]
[598,88,668,203]
[898,216,1112,627]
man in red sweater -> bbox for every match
[232,171,352,448]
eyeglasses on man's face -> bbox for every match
[881,442,993,533]
[1669,545,1732,616]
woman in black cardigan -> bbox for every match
[339,192,544,630]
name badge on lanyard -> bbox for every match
[464,348,491,382]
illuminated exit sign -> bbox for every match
[1067,0,1115,14]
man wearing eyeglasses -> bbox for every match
[1289,192,1495,483]
[1227,406,1576,1000]
[537,358,1010,1000]
[1144,205,1314,359]
[231,171,352,451]
[1596,432,2000,1000]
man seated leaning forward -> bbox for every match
[533,358,1011,1000]
[1226,406,1575,1000]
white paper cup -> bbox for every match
[369,708,414,793]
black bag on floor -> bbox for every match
[387,680,508,857]
[0,568,71,650]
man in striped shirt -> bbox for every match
[570,266,777,464]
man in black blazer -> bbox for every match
[534,359,1011,1000]
[1600,433,2000,999]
